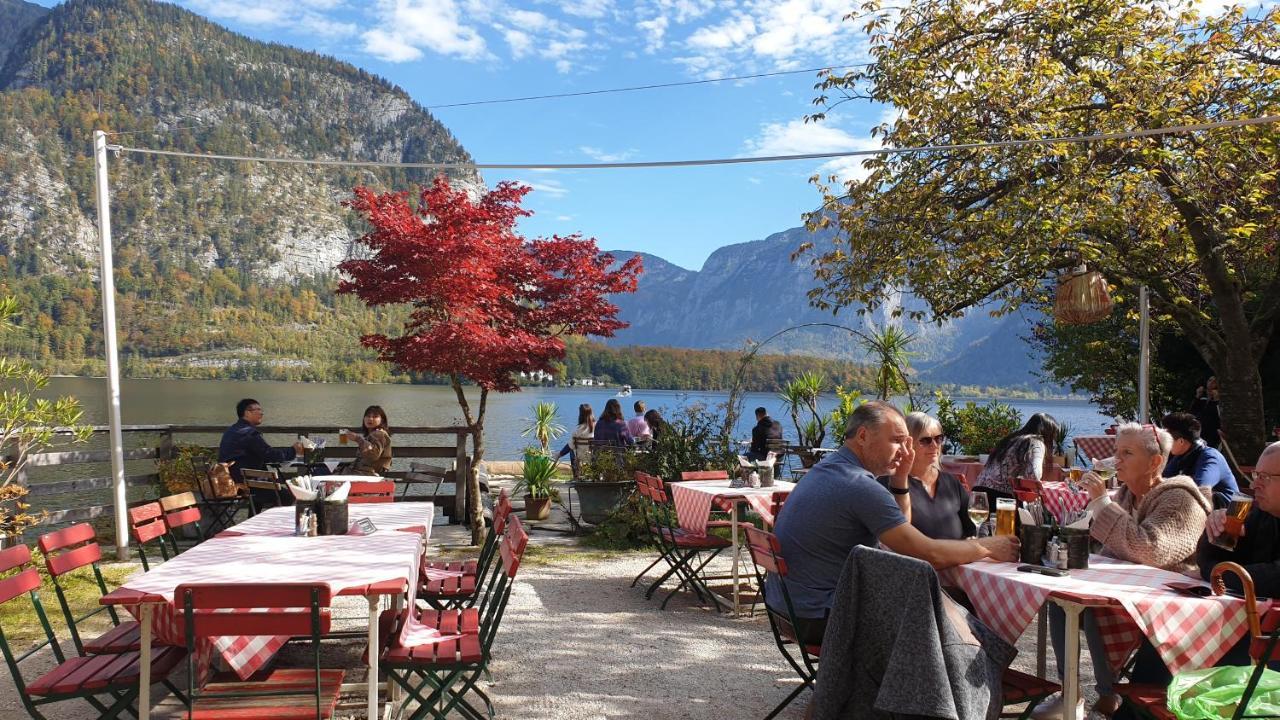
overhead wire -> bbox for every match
[106,114,1280,171]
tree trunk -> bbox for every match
[1213,352,1267,467]
[469,388,489,546]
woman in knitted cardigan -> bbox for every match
[1033,423,1211,720]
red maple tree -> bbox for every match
[339,175,642,541]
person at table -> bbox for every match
[1034,423,1211,720]
[626,400,652,441]
[554,403,594,467]
[878,411,976,540]
[339,405,393,476]
[218,398,305,508]
[1161,411,1238,507]
[593,398,633,446]
[972,412,1060,502]
[747,406,783,462]
[643,408,666,442]
[766,401,1019,647]
[1189,375,1222,448]
[1197,441,1280,666]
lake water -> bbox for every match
[43,377,1113,461]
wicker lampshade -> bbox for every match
[1054,269,1114,325]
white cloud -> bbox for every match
[362,0,491,62]
[636,14,668,52]
[525,179,570,197]
[561,0,612,18]
[579,146,635,162]
[556,214,575,221]
[183,0,356,38]
[742,115,883,183]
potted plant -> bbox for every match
[779,372,826,467]
[570,446,639,524]
[516,448,558,521]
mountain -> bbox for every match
[0,0,46,71]
[603,221,1050,389]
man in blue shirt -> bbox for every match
[767,401,1019,642]
[1162,412,1239,506]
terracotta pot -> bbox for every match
[524,495,551,521]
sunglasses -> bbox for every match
[917,434,946,446]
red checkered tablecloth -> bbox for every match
[112,529,425,679]
[1040,481,1092,524]
[1074,435,1116,463]
[943,556,1265,675]
[670,479,795,535]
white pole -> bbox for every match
[93,130,129,560]
[1139,285,1151,424]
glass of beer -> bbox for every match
[1067,467,1084,489]
[338,428,349,446]
[995,498,1017,537]
[1211,493,1253,551]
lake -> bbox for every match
[42,377,1113,461]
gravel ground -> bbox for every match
[0,520,1109,719]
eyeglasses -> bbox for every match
[917,434,946,446]
[1252,471,1280,485]
[246,406,264,414]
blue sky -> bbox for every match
[31,0,1264,270]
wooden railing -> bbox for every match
[13,423,473,533]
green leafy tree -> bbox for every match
[861,325,916,403]
[801,0,1280,459]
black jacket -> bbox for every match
[1198,508,1280,598]
[217,419,295,480]
[751,416,782,456]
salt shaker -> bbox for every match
[749,471,760,488]
[1055,544,1069,570]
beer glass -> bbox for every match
[338,428,349,446]
[1068,467,1084,489]
[995,498,1017,537]
[1211,493,1253,551]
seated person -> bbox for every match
[1197,441,1280,668]
[218,398,304,510]
[766,401,1019,646]
[973,412,1059,502]
[747,406,783,462]
[341,405,393,476]
[554,404,594,467]
[879,411,975,540]
[643,408,666,442]
[593,398,633,447]
[626,401,652,441]
[1161,411,1239,506]
[1035,423,1211,720]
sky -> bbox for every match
[30,0,1275,271]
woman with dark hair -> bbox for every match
[593,398,633,446]
[341,405,393,476]
[643,408,666,441]
[555,404,595,466]
[973,412,1060,498]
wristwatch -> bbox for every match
[889,485,910,495]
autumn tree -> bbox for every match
[800,0,1280,458]
[339,176,642,542]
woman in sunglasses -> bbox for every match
[879,411,976,540]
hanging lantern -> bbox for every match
[1054,267,1114,325]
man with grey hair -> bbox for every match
[766,401,1019,645]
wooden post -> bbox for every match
[454,431,468,526]
[157,428,175,461]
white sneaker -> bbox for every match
[1030,694,1084,720]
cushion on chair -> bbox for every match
[188,667,346,719]
[26,646,184,696]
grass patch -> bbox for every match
[0,556,136,651]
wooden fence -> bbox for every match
[14,424,473,536]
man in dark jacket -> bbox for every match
[218,399,303,508]
[748,407,782,461]
[1162,412,1239,506]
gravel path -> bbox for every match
[0,522,1109,719]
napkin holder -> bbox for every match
[1059,526,1090,569]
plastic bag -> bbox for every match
[1167,665,1280,720]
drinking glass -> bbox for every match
[968,493,990,531]
[338,428,349,446]
[1211,493,1254,551]
[995,498,1017,537]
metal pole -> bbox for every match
[1139,285,1150,424]
[93,130,129,560]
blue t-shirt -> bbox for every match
[766,445,907,618]
[1163,441,1238,497]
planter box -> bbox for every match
[568,481,633,524]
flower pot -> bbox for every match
[797,450,819,469]
[524,494,551,521]
[568,481,633,524]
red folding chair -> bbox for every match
[763,490,790,528]
[38,523,141,656]
[629,472,734,590]
[129,501,172,571]
[635,471,731,610]
[348,480,396,504]
[160,491,205,553]
[0,544,185,720]
[1115,562,1280,720]
[176,582,344,719]
[419,490,513,610]
[679,469,729,481]
[381,515,530,720]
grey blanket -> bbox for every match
[811,547,1015,720]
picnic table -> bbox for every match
[944,556,1267,720]
[102,502,435,720]
[670,479,796,615]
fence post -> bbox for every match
[157,428,175,461]
[454,431,468,526]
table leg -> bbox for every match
[731,503,740,616]
[138,603,152,720]
[385,593,403,720]
[367,595,380,720]
[1037,607,1047,679]
[1059,600,1083,720]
